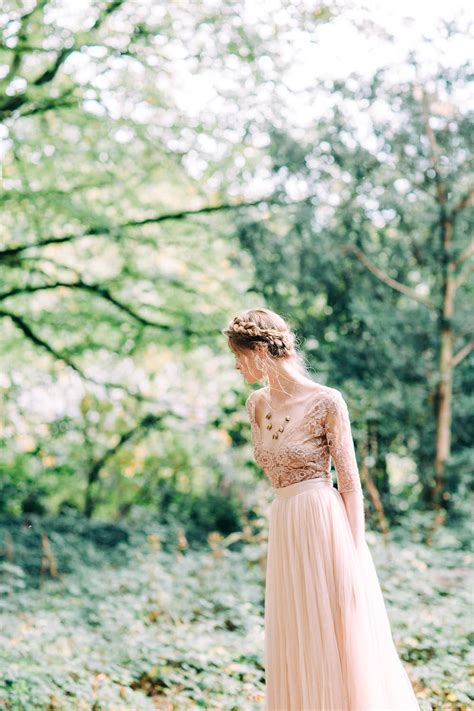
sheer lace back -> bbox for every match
[245,386,363,494]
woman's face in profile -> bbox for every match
[232,346,264,384]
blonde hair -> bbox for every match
[222,307,311,377]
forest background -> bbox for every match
[0,0,472,709]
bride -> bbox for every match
[223,307,420,711]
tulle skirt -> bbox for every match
[264,478,420,711]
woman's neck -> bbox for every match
[264,367,315,404]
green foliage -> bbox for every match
[233,56,473,505]
[157,483,244,547]
[0,454,49,516]
[0,509,471,709]
[0,4,471,706]
[0,0,471,529]
[0,511,134,586]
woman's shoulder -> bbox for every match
[245,387,265,413]
[306,382,343,402]
[245,383,345,409]
[321,385,348,405]
[304,384,347,420]
[246,383,342,399]
[245,387,264,404]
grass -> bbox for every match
[0,506,472,710]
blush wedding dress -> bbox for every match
[246,385,420,711]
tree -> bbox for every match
[0,0,335,515]
[233,54,473,512]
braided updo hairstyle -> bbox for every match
[222,308,298,359]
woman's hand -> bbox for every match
[340,489,366,552]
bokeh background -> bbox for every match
[0,1,472,709]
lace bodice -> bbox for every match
[245,386,363,494]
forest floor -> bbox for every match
[0,509,472,710]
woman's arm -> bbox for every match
[325,391,366,553]
[340,490,366,552]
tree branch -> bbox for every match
[0,0,49,87]
[84,405,171,516]
[86,411,164,486]
[90,0,127,31]
[452,186,474,214]
[451,340,474,368]
[0,280,205,335]
[421,88,447,205]
[0,0,127,122]
[0,180,112,205]
[341,244,435,309]
[121,197,278,228]
[0,92,78,122]
[452,241,474,270]
[32,47,75,86]
[0,307,85,376]
[0,226,116,261]
[0,194,311,260]
[452,260,473,291]
[0,42,54,54]
[0,307,173,399]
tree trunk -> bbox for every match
[433,216,455,509]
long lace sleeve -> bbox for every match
[325,391,363,496]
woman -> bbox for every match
[223,308,420,711]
